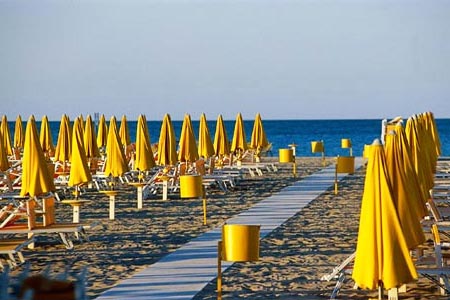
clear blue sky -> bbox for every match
[1,0,449,121]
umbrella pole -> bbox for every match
[378,280,384,300]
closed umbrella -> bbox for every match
[1,115,13,156]
[178,114,199,163]
[198,113,215,159]
[230,112,248,160]
[54,114,72,166]
[213,114,230,158]
[39,115,55,159]
[250,113,269,161]
[14,115,24,151]
[97,114,108,149]
[384,130,425,250]
[135,114,156,171]
[68,117,92,189]
[84,115,100,160]
[20,115,55,197]
[157,114,178,166]
[104,116,129,178]
[0,131,9,172]
[352,139,417,293]
[119,115,131,148]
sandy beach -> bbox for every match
[6,157,446,299]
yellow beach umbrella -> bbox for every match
[352,139,417,292]
[20,115,55,197]
[97,114,108,149]
[119,114,131,148]
[84,115,100,160]
[14,115,24,150]
[178,114,199,163]
[69,117,92,187]
[394,124,428,217]
[384,131,425,250]
[230,112,248,155]
[157,114,178,166]
[425,111,441,158]
[198,113,215,159]
[39,115,55,158]
[250,113,269,156]
[135,114,156,171]
[1,115,13,156]
[405,116,433,201]
[0,131,9,171]
[104,116,129,177]
[213,114,230,157]
[54,114,72,164]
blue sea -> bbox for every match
[9,119,450,157]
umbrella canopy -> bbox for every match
[157,114,178,166]
[97,114,108,149]
[54,114,72,163]
[250,113,269,155]
[0,130,9,171]
[198,113,215,159]
[119,115,131,148]
[104,116,129,177]
[213,114,230,157]
[352,139,417,290]
[1,115,13,156]
[84,115,100,159]
[69,117,92,187]
[134,114,156,171]
[14,115,24,150]
[230,112,248,154]
[39,115,55,158]
[425,111,441,158]
[178,114,199,163]
[20,115,55,197]
[384,130,425,250]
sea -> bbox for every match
[9,118,450,157]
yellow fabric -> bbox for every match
[230,113,248,153]
[250,113,269,152]
[20,115,55,197]
[157,114,178,166]
[0,130,9,171]
[14,115,24,149]
[69,117,92,186]
[198,113,215,159]
[352,141,417,290]
[104,116,129,177]
[426,111,441,157]
[119,115,131,147]
[1,115,13,156]
[178,114,199,162]
[213,114,230,157]
[54,114,72,163]
[384,132,426,249]
[135,114,156,171]
[394,124,428,217]
[96,114,108,149]
[39,115,55,156]
[83,115,100,159]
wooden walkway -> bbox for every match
[96,158,364,299]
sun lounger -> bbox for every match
[0,238,34,270]
[0,197,85,249]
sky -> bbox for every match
[1,0,449,121]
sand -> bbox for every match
[5,157,446,299]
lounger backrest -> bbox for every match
[427,199,442,222]
[42,197,56,226]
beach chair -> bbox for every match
[0,197,85,249]
[0,202,27,228]
[0,238,34,270]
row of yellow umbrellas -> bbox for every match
[352,112,441,294]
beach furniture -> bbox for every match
[0,238,34,270]
[0,197,85,249]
